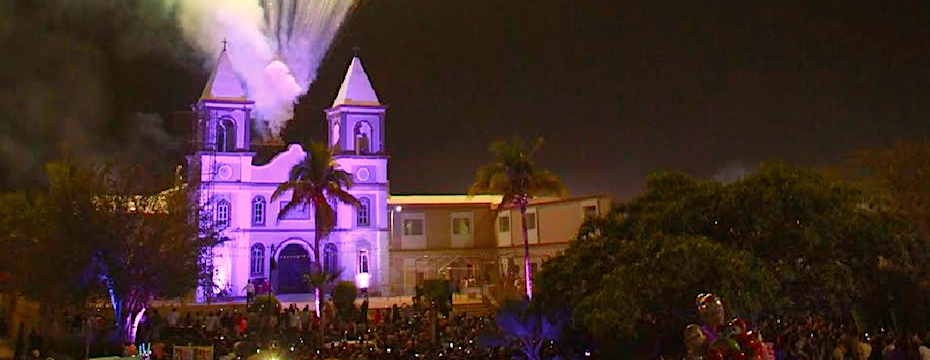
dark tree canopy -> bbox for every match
[0,160,220,341]
[534,162,930,358]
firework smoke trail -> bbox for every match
[167,0,356,139]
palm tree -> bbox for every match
[272,142,360,336]
[469,136,567,299]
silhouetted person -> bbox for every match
[359,299,369,324]
[13,322,24,360]
[27,328,40,357]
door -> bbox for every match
[277,244,312,294]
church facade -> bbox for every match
[188,50,611,301]
[189,50,390,298]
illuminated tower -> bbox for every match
[188,47,254,299]
[326,54,390,293]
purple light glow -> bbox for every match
[355,272,370,289]
[130,307,146,343]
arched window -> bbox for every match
[252,197,266,226]
[216,200,230,227]
[357,198,370,227]
[216,118,237,152]
[250,244,265,276]
[354,121,372,155]
[323,243,338,274]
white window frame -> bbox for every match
[582,200,599,218]
[451,211,475,248]
[358,250,369,274]
[525,212,537,230]
[357,198,371,227]
[216,200,230,227]
[403,218,425,236]
[400,212,427,250]
[452,214,472,235]
[324,243,338,274]
[252,196,266,226]
[250,244,264,276]
[498,215,511,233]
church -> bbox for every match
[188,48,610,301]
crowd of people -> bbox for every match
[756,316,930,360]
[134,298,513,360]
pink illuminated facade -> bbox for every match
[188,50,610,301]
[189,50,389,298]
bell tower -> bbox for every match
[188,46,255,187]
[187,45,255,302]
[195,47,254,154]
[326,55,385,155]
[325,53,390,294]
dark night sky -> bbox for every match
[291,0,930,199]
[2,0,930,198]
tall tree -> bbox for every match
[837,141,930,235]
[0,161,222,342]
[535,163,930,358]
[0,162,100,339]
[469,136,567,299]
[271,142,360,340]
[92,171,222,342]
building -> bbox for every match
[187,49,609,300]
[387,195,610,296]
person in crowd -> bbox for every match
[244,280,255,305]
[166,308,179,329]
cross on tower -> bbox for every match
[222,38,229,51]
[353,45,360,57]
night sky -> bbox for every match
[298,0,930,199]
[2,0,930,199]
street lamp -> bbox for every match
[389,205,403,294]
[390,205,403,243]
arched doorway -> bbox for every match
[277,244,312,294]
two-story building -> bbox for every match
[188,48,610,300]
[387,195,610,295]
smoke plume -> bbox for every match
[0,0,190,191]
[713,162,756,184]
[164,0,356,139]
[0,0,356,190]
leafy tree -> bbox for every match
[422,279,453,317]
[837,141,930,235]
[469,136,567,299]
[480,300,569,360]
[331,281,358,320]
[92,178,222,341]
[535,162,930,358]
[272,142,360,339]
[0,161,221,342]
[0,163,101,338]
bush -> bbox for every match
[423,279,452,316]
[331,281,357,320]
[248,294,280,315]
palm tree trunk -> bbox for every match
[314,231,325,346]
[519,201,533,299]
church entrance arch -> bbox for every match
[277,243,312,294]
